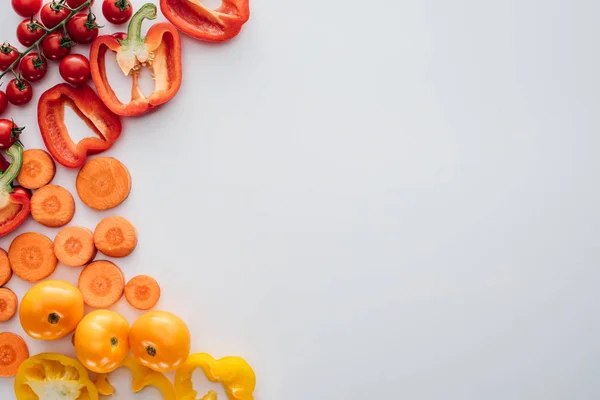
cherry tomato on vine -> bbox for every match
[59,54,90,86]
[0,44,20,71]
[67,13,101,44]
[41,31,71,61]
[0,92,7,115]
[40,1,70,29]
[19,53,47,82]
[16,19,46,47]
[11,0,42,17]
[6,79,33,106]
[102,0,132,25]
[0,119,24,149]
[66,0,93,8]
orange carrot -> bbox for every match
[76,157,131,210]
[124,275,160,310]
[0,249,12,287]
[54,226,97,267]
[0,288,18,322]
[78,260,125,308]
[94,216,137,258]
[8,232,58,282]
[16,149,56,189]
[31,184,76,228]
[0,332,29,377]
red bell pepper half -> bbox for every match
[90,3,182,117]
[0,143,31,238]
[160,0,249,42]
[38,83,122,169]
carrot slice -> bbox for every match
[76,157,131,210]
[78,260,125,308]
[0,288,17,322]
[94,216,137,258]
[0,249,12,286]
[0,332,29,377]
[16,149,56,189]
[124,275,160,310]
[8,232,57,282]
[54,226,97,267]
[31,184,76,228]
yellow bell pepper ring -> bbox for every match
[94,355,176,399]
[174,353,256,400]
[14,352,98,400]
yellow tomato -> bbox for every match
[74,310,130,373]
[19,280,84,340]
[129,310,191,372]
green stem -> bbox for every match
[0,0,93,81]
[0,143,23,190]
[125,3,157,45]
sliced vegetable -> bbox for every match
[95,355,175,399]
[8,232,57,282]
[0,249,12,286]
[0,144,31,238]
[90,3,182,116]
[0,288,18,322]
[54,226,96,267]
[19,280,84,340]
[74,309,129,373]
[14,353,98,399]
[94,215,137,257]
[125,275,160,310]
[160,0,250,42]
[76,157,131,210]
[129,310,191,372]
[0,332,29,377]
[38,84,122,168]
[17,148,56,189]
[31,184,75,227]
[78,260,125,308]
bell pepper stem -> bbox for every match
[0,143,23,191]
[125,3,157,46]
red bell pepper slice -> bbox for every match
[38,83,122,169]
[0,143,31,238]
[159,0,249,42]
[90,3,182,117]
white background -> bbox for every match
[1,0,600,398]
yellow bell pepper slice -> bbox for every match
[14,352,98,400]
[174,353,256,400]
[94,355,175,399]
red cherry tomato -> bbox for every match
[19,53,47,82]
[11,0,42,17]
[13,186,32,199]
[40,1,70,28]
[67,13,100,44]
[112,32,127,40]
[16,19,45,47]
[0,92,8,115]
[66,0,93,8]
[102,0,132,25]
[6,79,33,106]
[0,44,20,71]
[59,54,90,86]
[0,119,23,149]
[41,32,71,61]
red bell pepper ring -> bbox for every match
[0,143,31,238]
[159,0,250,42]
[90,3,182,117]
[38,83,122,169]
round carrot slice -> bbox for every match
[17,149,56,189]
[78,260,125,308]
[8,232,57,282]
[0,249,12,287]
[0,332,29,377]
[31,185,76,228]
[54,226,97,267]
[0,288,17,322]
[94,216,137,258]
[125,275,160,310]
[76,157,131,211]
